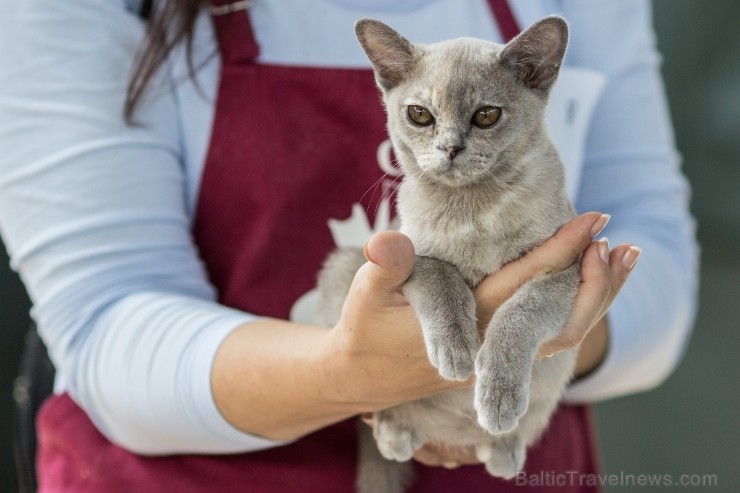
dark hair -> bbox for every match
[124,0,205,122]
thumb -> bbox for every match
[356,231,416,302]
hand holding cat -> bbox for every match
[474,211,641,361]
[322,230,471,412]
[357,211,641,468]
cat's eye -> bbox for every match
[472,106,501,128]
[407,105,434,126]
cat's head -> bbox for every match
[355,16,568,188]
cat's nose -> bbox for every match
[438,145,465,160]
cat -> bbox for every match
[317,16,578,493]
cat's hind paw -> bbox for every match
[483,442,525,480]
[374,418,422,462]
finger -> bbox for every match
[525,212,611,274]
[598,243,641,321]
[537,241,641,357]
[538,238,611,356]
[419,442,481,465]
[413,446,448,467]
[475,212,609,324]
[350,231,416,307]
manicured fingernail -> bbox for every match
[622,246,642,270]
[591,214,611,238]
[363,242,371,261]
[597,237,609,263]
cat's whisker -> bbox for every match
[372,173,403,222]
[369,172,397,220]
[388,172,403,191]
[359,173,389,208]
[389,177,403,194]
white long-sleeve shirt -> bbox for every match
[0,0,699,454]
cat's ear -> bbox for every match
[499,16,568,92]
[355,18,419,91]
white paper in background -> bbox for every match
[546,67,607,202]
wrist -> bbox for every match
[316,321,379,414]
[573,316,609,378]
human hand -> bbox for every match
[323,231,468,413]
[474,211,640,359]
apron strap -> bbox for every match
[210,0,520,63]
[210,0,260,64]
[485,0,522,41]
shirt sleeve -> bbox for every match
[559,0,700,402]
[0,0,284,453]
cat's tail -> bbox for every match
[356,418,413,493]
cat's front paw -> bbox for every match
[374,416,423,462]
[425,321,478,381]
[474,351,530,434]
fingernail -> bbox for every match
[363,242,371,262]
[597,237,609,263]
[622,246,642,270]
[591,214,611,238]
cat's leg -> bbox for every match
[316,246,367,326]
[475,349,577,479]
[356,419,413,493]
[402,255,479,381]
[474,263,579,434]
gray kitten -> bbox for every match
[317,16,578,493]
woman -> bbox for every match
[0,0,698,491]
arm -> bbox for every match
[563,0,699,401]
[0,0,273,454]
[0,1,463,451]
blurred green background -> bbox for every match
[1,0,738,491]
[593,1,740,491]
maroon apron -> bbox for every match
[36,1,600,491]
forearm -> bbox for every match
[211,318,362,441]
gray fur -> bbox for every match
[356,421,413,493]
[318,16,578,492]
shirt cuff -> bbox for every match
[182,307,293,453]
[65,293,293,454]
